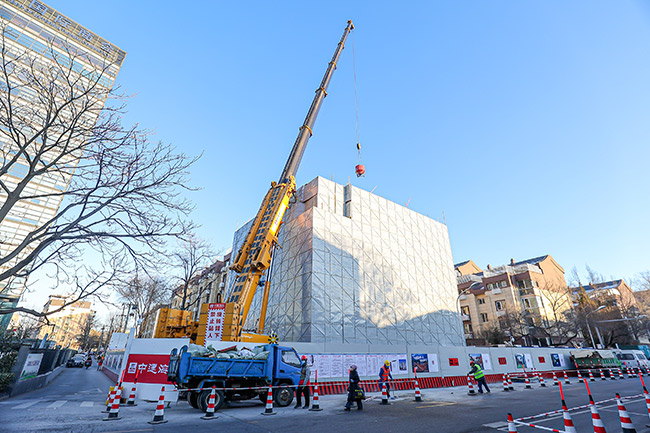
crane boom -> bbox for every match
[224,21,354,342]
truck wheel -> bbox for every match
[273,385,294,407]
[189,392,199,409]
[198,389,224,412]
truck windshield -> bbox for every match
[281,350,301,368]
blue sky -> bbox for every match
[45,1,650,289]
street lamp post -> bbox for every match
[586,306,606,348]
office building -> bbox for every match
[0,0,125,331]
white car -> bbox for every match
[612,349,650,370]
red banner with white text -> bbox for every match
[123,354,173,384]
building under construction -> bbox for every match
[229,176,464,346]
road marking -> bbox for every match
[483,421,507,428]
[81,401,93,407]
[46,400,67,409]
[13,400,39,409]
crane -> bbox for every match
[222,20,355,342]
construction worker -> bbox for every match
[468,360,490,394]
[379,360,393,399]
[295,355,310,409]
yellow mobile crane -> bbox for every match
[221,21,355,342]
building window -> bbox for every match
[464,323,473,333]
[477,298,486,305]
[461,306,470,315]
[500,280,508,288]
[480,313,488,322]
[495,300,504,311]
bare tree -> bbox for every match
[0,24,197,319]
[172,235,214,311]
[116,274,170,337]
[75,312,96,352]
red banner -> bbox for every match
[123,354,173,384]
[206,303,226,340]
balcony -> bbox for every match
[496,310,506,317]
[461,314,471,321]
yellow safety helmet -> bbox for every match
[384,360,390,366]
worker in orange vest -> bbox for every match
[378,360,393,399]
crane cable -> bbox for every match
[352,28,362,163]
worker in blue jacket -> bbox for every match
[379,360,393,398]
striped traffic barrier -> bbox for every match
[148,387,168,424]
[125,385,137,407]
[467,376,477,396]
[201,386,218,420]
[616,393,637,433]
[261,386,276,415]
[589,396,606,433]
[507,413,518,433]
[103,387,122,421]
[413,369,422,402]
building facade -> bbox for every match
[228,176,464,346]
[0,0,125,332]
[170,255,230,321]
[456,255,572,346]
[36,294,95,350]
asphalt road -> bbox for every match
[2,368,650,433]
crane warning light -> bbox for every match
[355,164,365,177]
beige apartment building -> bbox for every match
[456,255,572,346]
[170,254,230,321]
[36,295,94,350]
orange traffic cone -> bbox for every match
[619,368,625,380]
[103,387,122,421]
[413,370,422,402]
[467,376,477,396]
[562,399,577,433]
[577,370,584,383]
[502,374,509,392]
[589,370,595,382]
[262,386,276,415]
[103,384,118,413]
[507,413,518,432]
[552,371,559,386]
[148,386,168,424]
[589,396,607,433]
[539,372,546,387]
[616,393,637,433]
[125,384,137,406]
[508,374,514,391]
[610,368,617,380]
[563,370,571,384]
[201,386,218,420]
[524,373,531,389]
[310,382,323,411]
[600,369,607,380]
[643,386,650,428]
[381,382,390,403]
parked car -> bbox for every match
[612,349,650,370]
[66,354,85,368]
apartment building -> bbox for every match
[170,254,230,321]
[36,294,95,350]
[456,255,572,345]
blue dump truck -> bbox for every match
[167,344,302,412]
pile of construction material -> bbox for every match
[186,344,270,360]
